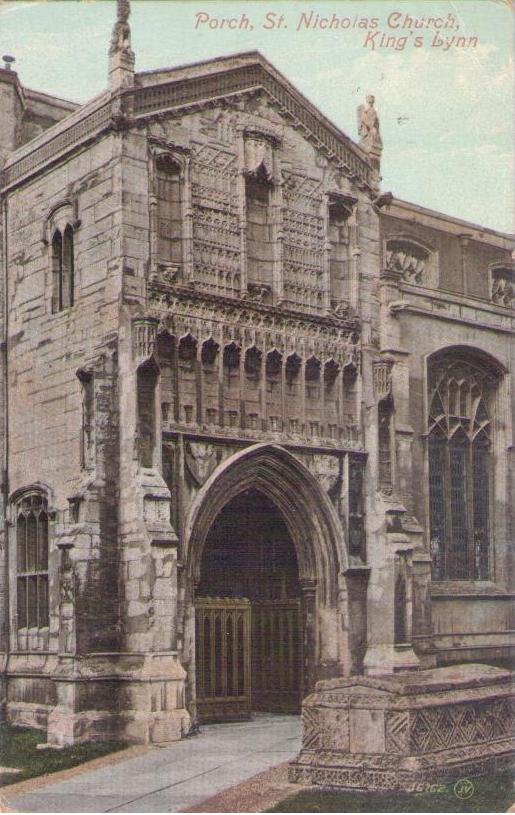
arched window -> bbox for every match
[51,225,74,312]
[427,353,499,580]
[16,493,49,631]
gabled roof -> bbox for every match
[131,51,372,185]
[2,51,374,192]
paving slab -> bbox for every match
[5,714,301,813]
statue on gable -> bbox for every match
[110,0,132,55]
[358,95,383,167]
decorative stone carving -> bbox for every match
[190,144,241,297]
[306,454,341,494]
[144,496,170,525]
[329,300,351,320]
[133,318,159,362]
[245,283,272,304]
[373,359,393,400]
[109,0,131,54]
[282,171,325,314]
[108,0,135,91]
[185,442,217,486]
[149,263,180,286]
[491,265,515,309]
[57,542,77,655]
[149,287,360,352]
[358,95,382,167]
[385,239,431,284]
[290,665,515,792]
[243,135,274,180]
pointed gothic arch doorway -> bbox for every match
[196,489,303,720]
[183,443,351,725]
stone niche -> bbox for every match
[289,664,515,792]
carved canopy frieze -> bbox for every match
[146,286,360,369]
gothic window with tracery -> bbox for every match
[16,493,49,631]
[427,354,497,580]
[51,225,74,311]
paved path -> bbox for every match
[6,715,301,813]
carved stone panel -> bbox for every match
[185,442,218,486]
[491,266,515,309]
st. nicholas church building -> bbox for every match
[0,0,513,745]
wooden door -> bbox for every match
[251,599,303,714]
[195,597,251,723]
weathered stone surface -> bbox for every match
[289,664,515,792]
[0,22,513,746]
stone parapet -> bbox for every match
[289,664,515,792]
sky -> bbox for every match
[0,0,513,233]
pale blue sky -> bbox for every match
[1,0,513,232]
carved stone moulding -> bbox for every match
[289,664,515,792]
[148,283,361,333]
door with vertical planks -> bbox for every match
[251,599,303,714]
[195,597,251,723]
[195,596,302,722]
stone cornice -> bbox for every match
[392,284,515,334]
[163,429,367,456]
[1,98,113,191]
[148,282,361,337]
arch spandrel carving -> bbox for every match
[184,443,346,607]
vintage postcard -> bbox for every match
[0,0,513,812]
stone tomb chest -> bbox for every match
[289,664,515,792]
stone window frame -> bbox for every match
[424,348,507,584]
[325,191,357,313]
[42,200,80,314]
[240,126,282,301]
[10,485,55,651]
[384,233,438,288]
[148,141,193,285]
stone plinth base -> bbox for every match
[289,664,515,792]
[45,652,191,746]
[46,707,189,746]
